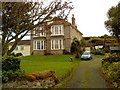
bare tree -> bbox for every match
[1,0,73,56]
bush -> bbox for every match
[63,49,70,55]
[91,49,105,55]
[71,39,81,54]
[2,55,23,83]
[102,53,120,88]
[75,53,80,58]
[2,70,24,83]
[102,62,111,73]
[2,56,20,71]
[15,53,23,57]
[102,53,120,64]
[107,62,120,87]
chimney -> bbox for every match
[72,14,77,28]
[72,14,75,25]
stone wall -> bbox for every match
[50,50,63,55]
[33,50,45,55]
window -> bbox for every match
[33,40,45,50]
[51,25,64,35]
[51,39,64,50]
[39,27,45,36]
[34,27,45,37]
[15,46,18,51]
[21,46,24,50]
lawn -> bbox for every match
[20,55,80,78]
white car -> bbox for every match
[81,51,92,60]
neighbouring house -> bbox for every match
[95,45,103,49]
[30,15,83,55]
[9,40,30,56]
[110,46,120,53]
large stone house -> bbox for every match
[30,15,83,55]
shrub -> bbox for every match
[102,53,120,64]
[104,46,110,53]
[2,56,20,71]
[63,49,70,55]
[91,49,105,55]
[15,53,23,57]
[75,53,80,58]
[11,52,16,57]
[102,62,111,73]
[107,62,120,87]
[2,55,23,83]
[2,70,24,83]
[102,53,120,88]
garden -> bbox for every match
[101,53,120,88]
[2,55,80,88]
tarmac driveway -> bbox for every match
[63,56,109,88]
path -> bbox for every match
[64,56,109,88]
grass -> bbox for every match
[95,55,104,58]
[20,55,80,78]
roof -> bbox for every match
[110,46,120,50]
[10,40,30,45]
[49,17,83,35]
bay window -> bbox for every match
[51,25,64,35]
[51,39,64,50]
[33,40,45,50]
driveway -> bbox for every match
[63,56,109,88]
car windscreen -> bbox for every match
[83,52,90,55]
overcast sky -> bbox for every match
[23,0,120,39]
[67,0,120,37]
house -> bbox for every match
[110,46,120,53]
[30,15,83,55]
[9,40,30,56]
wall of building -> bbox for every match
[70,26,82,41]
[30,22,83,55]
[33,50,45,55]
[9,45,30,56]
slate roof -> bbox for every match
[49,17,83,35]
[10,40,30,46]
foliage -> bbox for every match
[2,70,24,83]
[91,49,105,55]
[102,53,120,64]
[2,56,20,71]
[1,1,73,56]
[63,49,70,55]
[102,62,120,88]
[103,46,110,53]
[105,2,120,44]
[15,53,23,57]
[2,55,23,83]
[102,53,120,88]
[71,39,81,58]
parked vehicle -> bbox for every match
[81,51,92,60]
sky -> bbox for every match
[67,0,120,37]
[23,0,120,39]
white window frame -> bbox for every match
[33,40,45,50]
[34,27,46,37]
[51,25,64,36]
[51,39,64,50]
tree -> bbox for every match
[1,1,73,56]
[71,39,81,58]
[105,2,120,44]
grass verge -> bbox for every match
[94,55,104,59]
[54,62,80,88]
